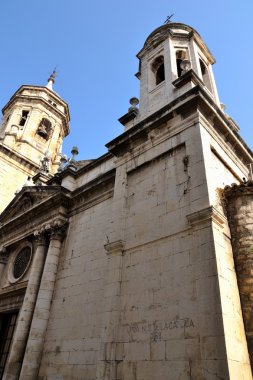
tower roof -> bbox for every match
[2,85,70,136]
[137,22,215,64]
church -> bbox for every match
[0,21,253,380]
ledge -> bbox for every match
[104,240,125,256]
[187,206,227,228]
[0,281,28,299]
[172,69,204,89]
[118,109,139,126]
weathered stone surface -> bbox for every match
[224,183,253,367]
[0,21,253,380]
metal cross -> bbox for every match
[164,14,174,24]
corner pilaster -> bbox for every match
[96,240,125,380]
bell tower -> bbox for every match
[0,71,70,212]
[135,22,220,121]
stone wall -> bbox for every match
[224,182,253,367]
[0,149,35,213]
[34,118,253,379]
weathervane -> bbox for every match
[164,14,174,24]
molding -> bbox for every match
[119,108,138,126]
[8,241,33,284]
[172,69,204,89]
[0,190,70,248]
[105,85,253,162]
[0,281,28,313]
[187,206,227,228]
[48,152,113,184]
[70,190,113,217]
[0,142,39,173]
[104,240,125,256]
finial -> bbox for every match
[128,97,139,112]
[46,66,58,90]
[68,146,79,171]
[58,154,68,173]
[164,14,174,24]
[70,146,79,159]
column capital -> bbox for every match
[46,218,68,241]
[34,229,47,246]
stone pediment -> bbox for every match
[0,186,61,224]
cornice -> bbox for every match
[3,94,69,136]
[0,187,71,246]
[0,280,28,299]
[104,240,125,256]
[0,142,39,172]
[137,23,214,64]
[187,206,227,228]
[2,85,69,118]
[70,169,115,215]
[48,152,113,184]
[105,85,253,163]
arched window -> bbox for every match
[19,110,29,127]
[152,56,165,86]
[199,59,212,93]
[176,50,186,77]
[37,118,51,139]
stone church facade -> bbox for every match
[0,22,253,380]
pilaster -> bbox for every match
[19,218,68,380]
[96,240,125,380]
[3,231,47,380]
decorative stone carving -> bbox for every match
[13,247,32,280]
[34,217,68,243]
[34,229,46,246]
[8,242,33,284]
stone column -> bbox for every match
[96,240,125,380]
[19,218,68,380]
[3,231,47,380]
[224,182,253,366]
[0,246,8,278]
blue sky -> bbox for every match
[0,1,252,160]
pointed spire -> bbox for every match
[46,66,57,91]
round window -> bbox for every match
[13,247,32,279]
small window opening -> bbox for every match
[37,118,52,139]
[200,59,206,76]
[19,110,29,127]
[176,50,188,77]
[152,56,165,86]
[199,58,212,93]
[48,99,57,108]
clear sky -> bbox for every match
[0,0,252,160]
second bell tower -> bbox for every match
[135,22,220,120]
[0,72,70,212]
